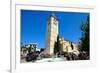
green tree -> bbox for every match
[79,16,90,54]
[71,42,73,50]
[54,35,61,54]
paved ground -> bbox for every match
[21,57,66,63]
[20,58,27,63]
[35,57,66,63]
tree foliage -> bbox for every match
[54,35,61,54]
[79,16,90,53]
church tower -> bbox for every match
[45,13,58,55]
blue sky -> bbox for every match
[21,10,89,48]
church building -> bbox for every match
[45,13,79,55]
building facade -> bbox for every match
[24,43,38,52]
[45,13,58,55]
[45,13,79,55]
[59,37,79,55]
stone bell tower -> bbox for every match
[45,13,58,55]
